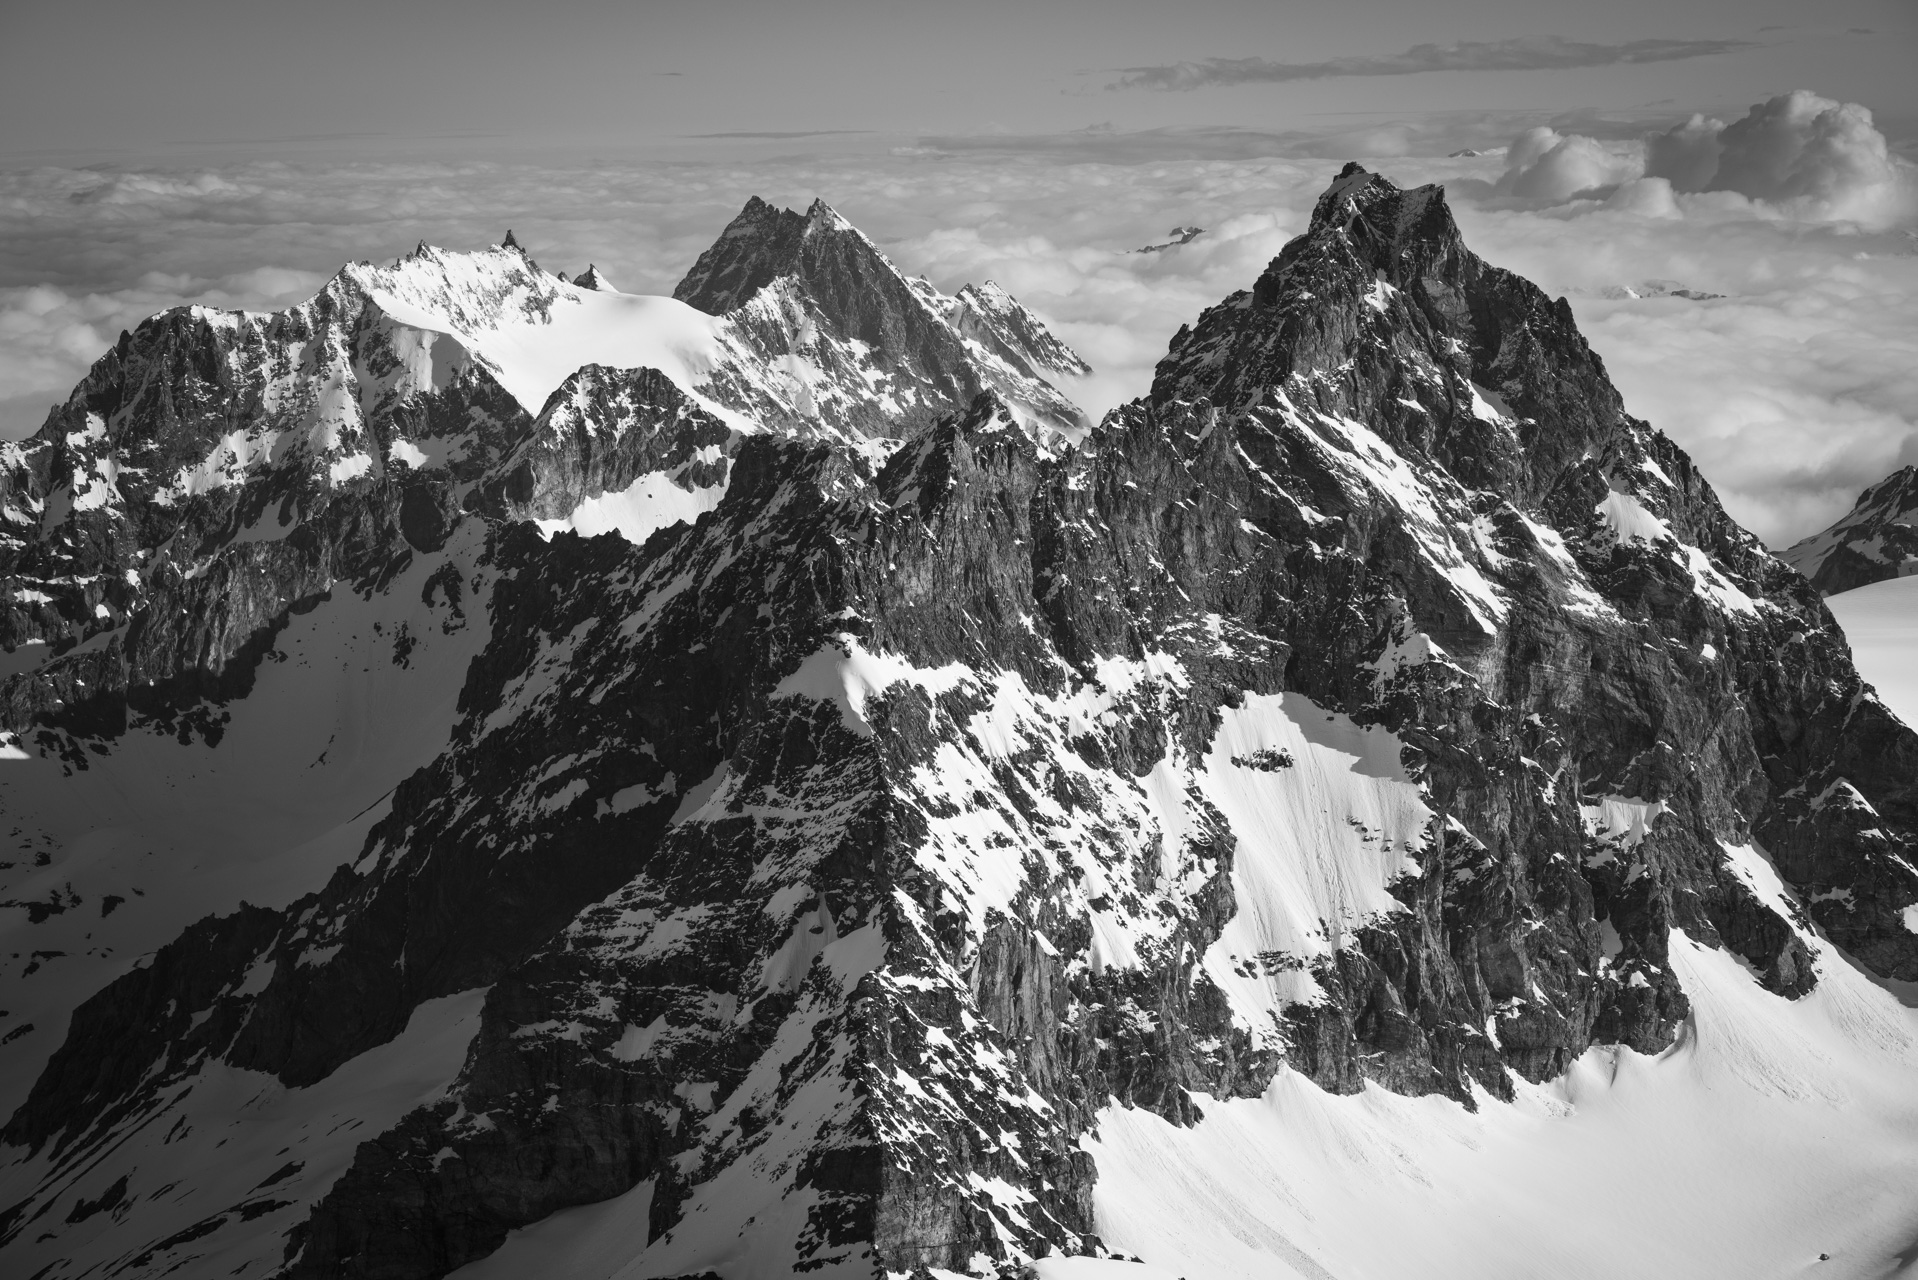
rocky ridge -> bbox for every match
[1784,464,1918,595]
[0,165,1915,1280]
[676,196,1089,441]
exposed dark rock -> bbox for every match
[1783,464,1918,595]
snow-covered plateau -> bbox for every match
[3,168,1917,1280]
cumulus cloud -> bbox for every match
[1643,90,1911,223]
[1480,91,1915,227]
[1106,36,1754,92]
[1,127,1912,549]
[1493,127,1641,201]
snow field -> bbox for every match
[1826,574,1918,728]
[536,470,729,545]
[1084,929,1918,1279]
[1199,693,1430,1031]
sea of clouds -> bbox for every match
[3,90,1913,549]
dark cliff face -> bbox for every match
[673,195,819,315]
[1783,464,1918,595]
[3,164,1917,1280]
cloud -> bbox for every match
[1643,91,1911,223]
[683,130,871,139]
[1493,127,1640,201]
[1475,91,1916,229]
[1106,36,1755,92]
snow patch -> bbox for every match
[1200,693,1431,1037]
[537,471,727,546]
[1597,487,1672,545]
[1826,575,1918,729]
[771,636,971,737]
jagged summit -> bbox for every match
[1784,464,1918,594]
[670,194,932,348]
[671,195,825,315]
[1299,160,1465,268]
[1153,163,1624,508]
[571,262,614,292]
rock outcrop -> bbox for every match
[1783,464,1918,595]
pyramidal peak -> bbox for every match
[671,194,876,316]
[803,195,856,234]
[570,262,615,292]
[1282,161,1461,299]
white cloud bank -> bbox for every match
[1644,90,1909,224]
[1,94,1913,548]
[1494,128,1641,202]
[1464,91,1918,543]
[1489,90,1916,228]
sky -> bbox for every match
[2,0,1915,545]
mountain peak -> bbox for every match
[667,195,1086,438]
[1783,464,1918,594]
[672,197,815,315]
[1294,163,1461,281]
[571,262,614,292]
[804,196,854,234]
[1153,161,1622,505]
[671,195,892,316]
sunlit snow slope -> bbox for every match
[1829,575,1918,729]
[1078,935,1918,1280]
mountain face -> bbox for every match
[675,196,1089,440]
[2,164,1917,1279]
[1783,464,1918,595]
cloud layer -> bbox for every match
[2,105,1913,550]
[1107,37,1754,92]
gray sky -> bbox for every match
[3,0,1912,161]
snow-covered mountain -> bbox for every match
[673,196,1089,441]
[1783,464,1918,595]
[4,166,1918,1280]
